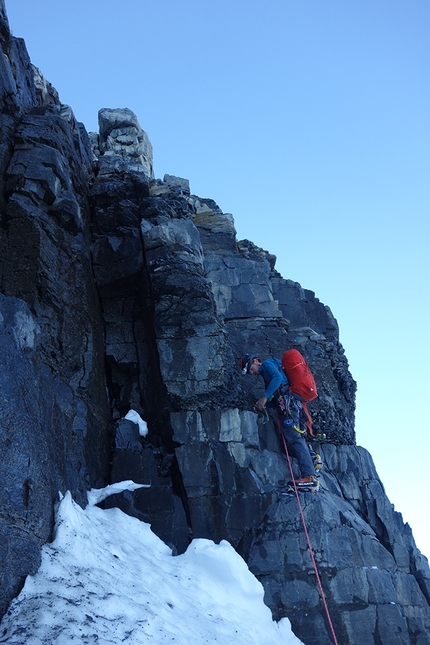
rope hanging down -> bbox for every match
[280,431,339,645]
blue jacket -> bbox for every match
[259,358,289,400]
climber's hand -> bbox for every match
[255,396,267,411]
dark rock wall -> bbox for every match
[1,3,429,643]
[0,3,110,617]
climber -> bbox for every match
[241,354,321,493]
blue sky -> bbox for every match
[6,0,430,559]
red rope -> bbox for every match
[280,431,339,645]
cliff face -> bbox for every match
[0,4,429,644]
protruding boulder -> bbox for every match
[97,107,154,177]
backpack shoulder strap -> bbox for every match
[301,401,315,437]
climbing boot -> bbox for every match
[295,475,320,493]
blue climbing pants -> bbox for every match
[281,418,315,478]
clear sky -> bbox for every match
[6,0,430,559]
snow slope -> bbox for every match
[0,482,303,645]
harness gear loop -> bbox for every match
[293,424,306,435]
[277,417,339,645]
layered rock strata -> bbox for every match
[0,4,429,643]
[0,5,110,615]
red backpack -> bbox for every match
[281,349,317,435]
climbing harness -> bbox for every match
[279,423,339,645]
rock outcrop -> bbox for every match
[0,3,429,643]
[0,2,110,615]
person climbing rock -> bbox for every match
[241,353,321,493]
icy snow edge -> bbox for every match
[0,484,303,645]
